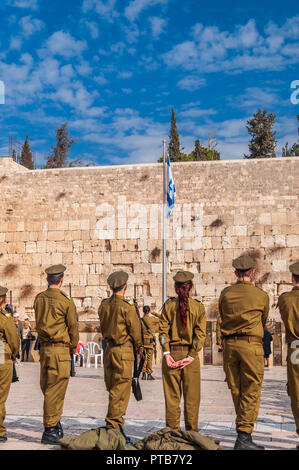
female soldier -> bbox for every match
[159,271,206,431]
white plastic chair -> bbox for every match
[84,341,103,368]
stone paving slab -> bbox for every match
[0,363,298,450]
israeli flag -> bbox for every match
[166,155,176,219]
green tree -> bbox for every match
[282,116,299,156]
[244,109,277,159]
[46,123,78,168]
[168,107,182,162]
[20,135,34,169]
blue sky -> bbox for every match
[0,0,298,167]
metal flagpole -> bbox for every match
[162,140,167,305]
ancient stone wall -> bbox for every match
[0,156,298,326]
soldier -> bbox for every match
[141,305,158,381]
[219,255,269,450]
[278,262,299,450]
[34,264,79,444]
[159,271,206,431]
[98,271,143,442]
[0,286,19,442]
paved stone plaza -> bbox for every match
[1,362,298,450]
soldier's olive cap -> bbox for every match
[232,255,255,270]
[107,271,128,289]
[0,286,8,296]
[173,271,194,283]
[290,262,299,276]
[45,264,66,275]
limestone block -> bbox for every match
[201,262,220,273]
[87,274,100,286]
[271,212,287,225]
[82,252,92,264]
[69,220,82,230]
[25,242,36,253]
[51,253,63,264]
[8,242,25,254]
[286,235,299,248]
[65,230,81,241]
[272,259,287,272]
[47,231,65,241]
[62,253,73,264]
[56,241,73,253]
[259,213,271,225]
[235,226,247,236]
[151,263,162,274]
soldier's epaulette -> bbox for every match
[193,298,202,304]
[60,290,71,300]
[123,299,134,305]
[1,311,11,318]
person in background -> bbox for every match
[21,319,32,362]
[76,341,85,367]
[141,306,157,380]
[11,312,22,382]
[262,327,273,368]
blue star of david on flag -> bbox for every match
[166,155,176,219]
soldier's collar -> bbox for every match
[236,280,252,285]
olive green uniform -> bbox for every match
[34,288,79,428]
[0,309,19,437]
[278,286,299,435]
[141,315,157,375]
[98,294,143,429]
[219,281,269,434]
[216,316,222,347]
[159,297,206,431]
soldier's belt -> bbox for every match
[224,335,262,344]
[170,345,190,351]
[107,340,132,348]
[40,342,69,348]
[0,353,12,360]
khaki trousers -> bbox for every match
[287,347,299,435]
[142,346,154,374]
[39,346,71,428]
[0,359,13,436]
[224,338,264,434]
[104,343,134,429]
[162,351,201,431]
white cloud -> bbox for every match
[148,16,166,39]
[6,0,38,10]
[20,15,44,37]
[85,21,99,39]
[162,17,299,74]
[124,0,168,22]
[82,0,118,22]
[118,71,133,79]
[41,31,87,58]
[177,75,206,91]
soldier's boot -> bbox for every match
[141,372,147,380]
[119,426,133,445]
[0,435,7,443]
[41,427,60,444]
[296,444,299,450]
[147,374,155,380]
[55,421,64,438]
[234,432,265,450]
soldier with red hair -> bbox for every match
[159,271,206,431]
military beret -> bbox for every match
[107,271,128,289]
[289,262,299,276]
[173,271,194,283]
[45,264,66,275]
[0,286,8,296]
[232,255,255,270]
